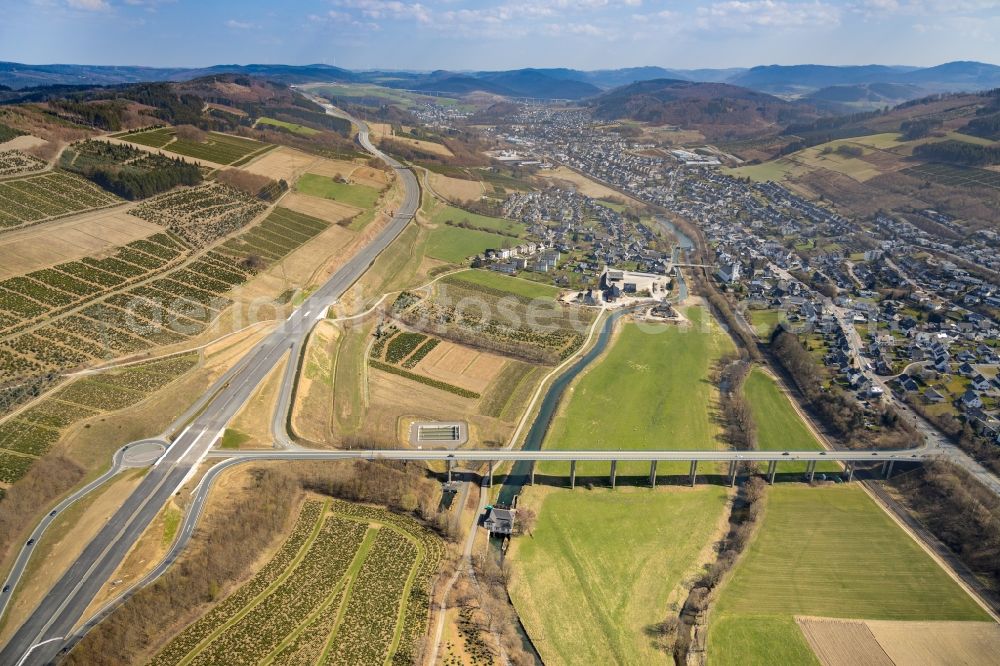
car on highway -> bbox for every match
[49,510,57,517]
[26,539,35,546]
[2,584,10,593]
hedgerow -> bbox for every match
[369,359,480,399]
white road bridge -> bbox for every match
[207,446,928,487]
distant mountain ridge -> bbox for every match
[0,62,356,90]
[0,60,998,100]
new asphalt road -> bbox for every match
[0,103,419,666]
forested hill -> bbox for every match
[589,79,819,139]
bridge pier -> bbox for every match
[807,460,816,483]
[689,460,698,487]
[610,460,617,489]
[728,460,738,487]
[649,460,658,488]
[884,460,895,479]
[846,462,854,483]
[529,460,536,485]
[767,460,777,485]
[487,461,494,488]
[570,460,577,489]
[447,458,454,484]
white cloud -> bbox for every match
[225,19,255,29]
[332,0,431,23]
[66,0,110,10]
[696,1,841,30]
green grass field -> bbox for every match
[708,485,990,665]
[255,116,320,136]
[541,307,732,477]
[509,486,730,666]
[430,203,524,236]
[743,369,839,474]
[445,269,561,300]
[424,225,513,264]
[295,173,382,208]
[748,309,785,338]
[594,198,627,213]
[724,160,797,182]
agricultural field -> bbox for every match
[726,130,1000,189]
[121,127,274,166]
[0,150,46,178]
[901,162,1000,190]
[382,134,454,158]
[216,206,329,266]
[743,369,839,474]
[541,308,732,477]
[0,355,197,483]
[430,204,524,237]
[0,209,161,280]
[395,279,594,365]
[119,127,174,149]
[477,361,542,420]
[707,485,991,666]
[241,146,325,183]
[0,204,328,397]
[128,182,268,247]
[254,117,320,136]
[304,82,473,112]
[0,171,121,232]
[318,307,537,446]
[509,486,730,666]
[151,498,443,666]
[0,230,188,336]
[409,339,508,395]
[425,226,517,264]
[427,172,484,203]
[441,269,561,301]
[535,165,630,201]
[295,173,383,209]
[369,329,481,399]
[797,618,1000,666]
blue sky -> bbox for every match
[3,1,999,70]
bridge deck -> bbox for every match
[207,448,927,463]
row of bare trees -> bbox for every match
[0,455,84,566]
[717,358,757,457]
[673,478,768,664]
[770,330,914,449]
[891,459,1000,591]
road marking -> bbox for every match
[15,637,64,666]
[156,425,192,467]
